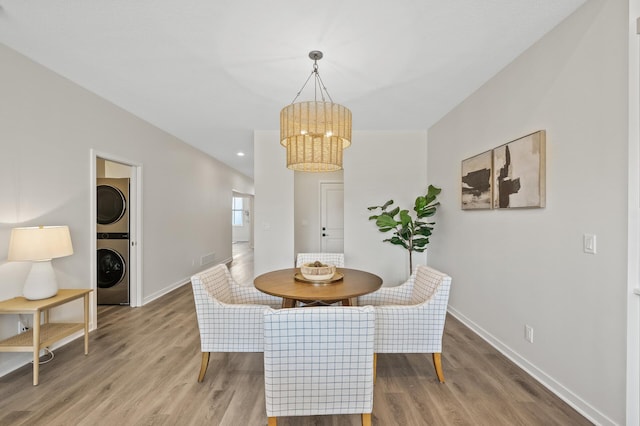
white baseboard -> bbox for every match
[142,277,190,305]
[448,306,616,426]
[142,257,233,305]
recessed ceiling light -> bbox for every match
[237,152,245,157]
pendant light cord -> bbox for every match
[289,53,335,104]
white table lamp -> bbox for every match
[8,226,74,300]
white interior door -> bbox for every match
[320,182,344,253]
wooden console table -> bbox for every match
[0,289,92,385]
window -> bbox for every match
[232,197,243,226]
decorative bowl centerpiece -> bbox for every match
[300,261,336,281]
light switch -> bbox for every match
[583,234,596,254]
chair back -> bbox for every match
[191,264,273,354]
[191,264,234,306]
[263,306,375,418]
[296,252,345,267]
[411,265,451,306]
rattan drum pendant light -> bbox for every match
[280,51,352,172]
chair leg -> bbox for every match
[268,416,277,426]
[362,413,372,426]
[432,352,445,383]
[373,353,377,384]
[198,352,210,382]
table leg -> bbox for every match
[32,312,40,386]
[340,299,351,306]
[83,293,89,355]
[281,298,297,308]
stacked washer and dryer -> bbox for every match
[97,178,130,305]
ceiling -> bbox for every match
[0,0,587,178]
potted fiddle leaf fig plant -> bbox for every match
[367,185,441,276]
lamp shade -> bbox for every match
[8,226,74,261]
[280,101,352,172]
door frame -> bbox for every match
[232,190,254,249]
[627,10,640,426]
[90,150,144,326]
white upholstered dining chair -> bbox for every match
[190,264,281,382]
[357,264,452,383]
[295,252,345,267]
[295,252,346,306]
[263,306,375,426]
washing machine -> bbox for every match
[97,178,130,305]
[97,238,130,305]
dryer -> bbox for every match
[97,178,130,305]
[97,178,129,235]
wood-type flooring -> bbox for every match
[0,243,591,425]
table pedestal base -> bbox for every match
[282,298,352,308]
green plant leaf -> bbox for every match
[427,185,442,197]
[416,227,433,237]
[399,227,412,240]
[417,205,439,218]
[414,237,429,248]
[376,214,398,230]
[399,210,411,227]
[367,199,394,211]
[382,200,394,209]
[414,220,434,227]
[387,236,409,249]
[388,206,400,218]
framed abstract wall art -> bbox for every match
[492,130,546,208]
[461,150,493,210]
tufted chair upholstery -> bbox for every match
[191,264,281,382]
[357,265,452,383]
[295,252,345,267]
[263,306,375,426]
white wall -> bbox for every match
[255,130,428,285]
[344,131,428,285]
[427,1,627,424]
[0,43,253,376]
[294,170,343,255]
[254,131,295,275]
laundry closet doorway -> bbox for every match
[91,151,143,327]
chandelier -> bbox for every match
[280,51,352,172]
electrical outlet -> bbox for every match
[525,325,534,343]
[18,321,30,334]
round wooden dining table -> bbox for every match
[254,268,383,308]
